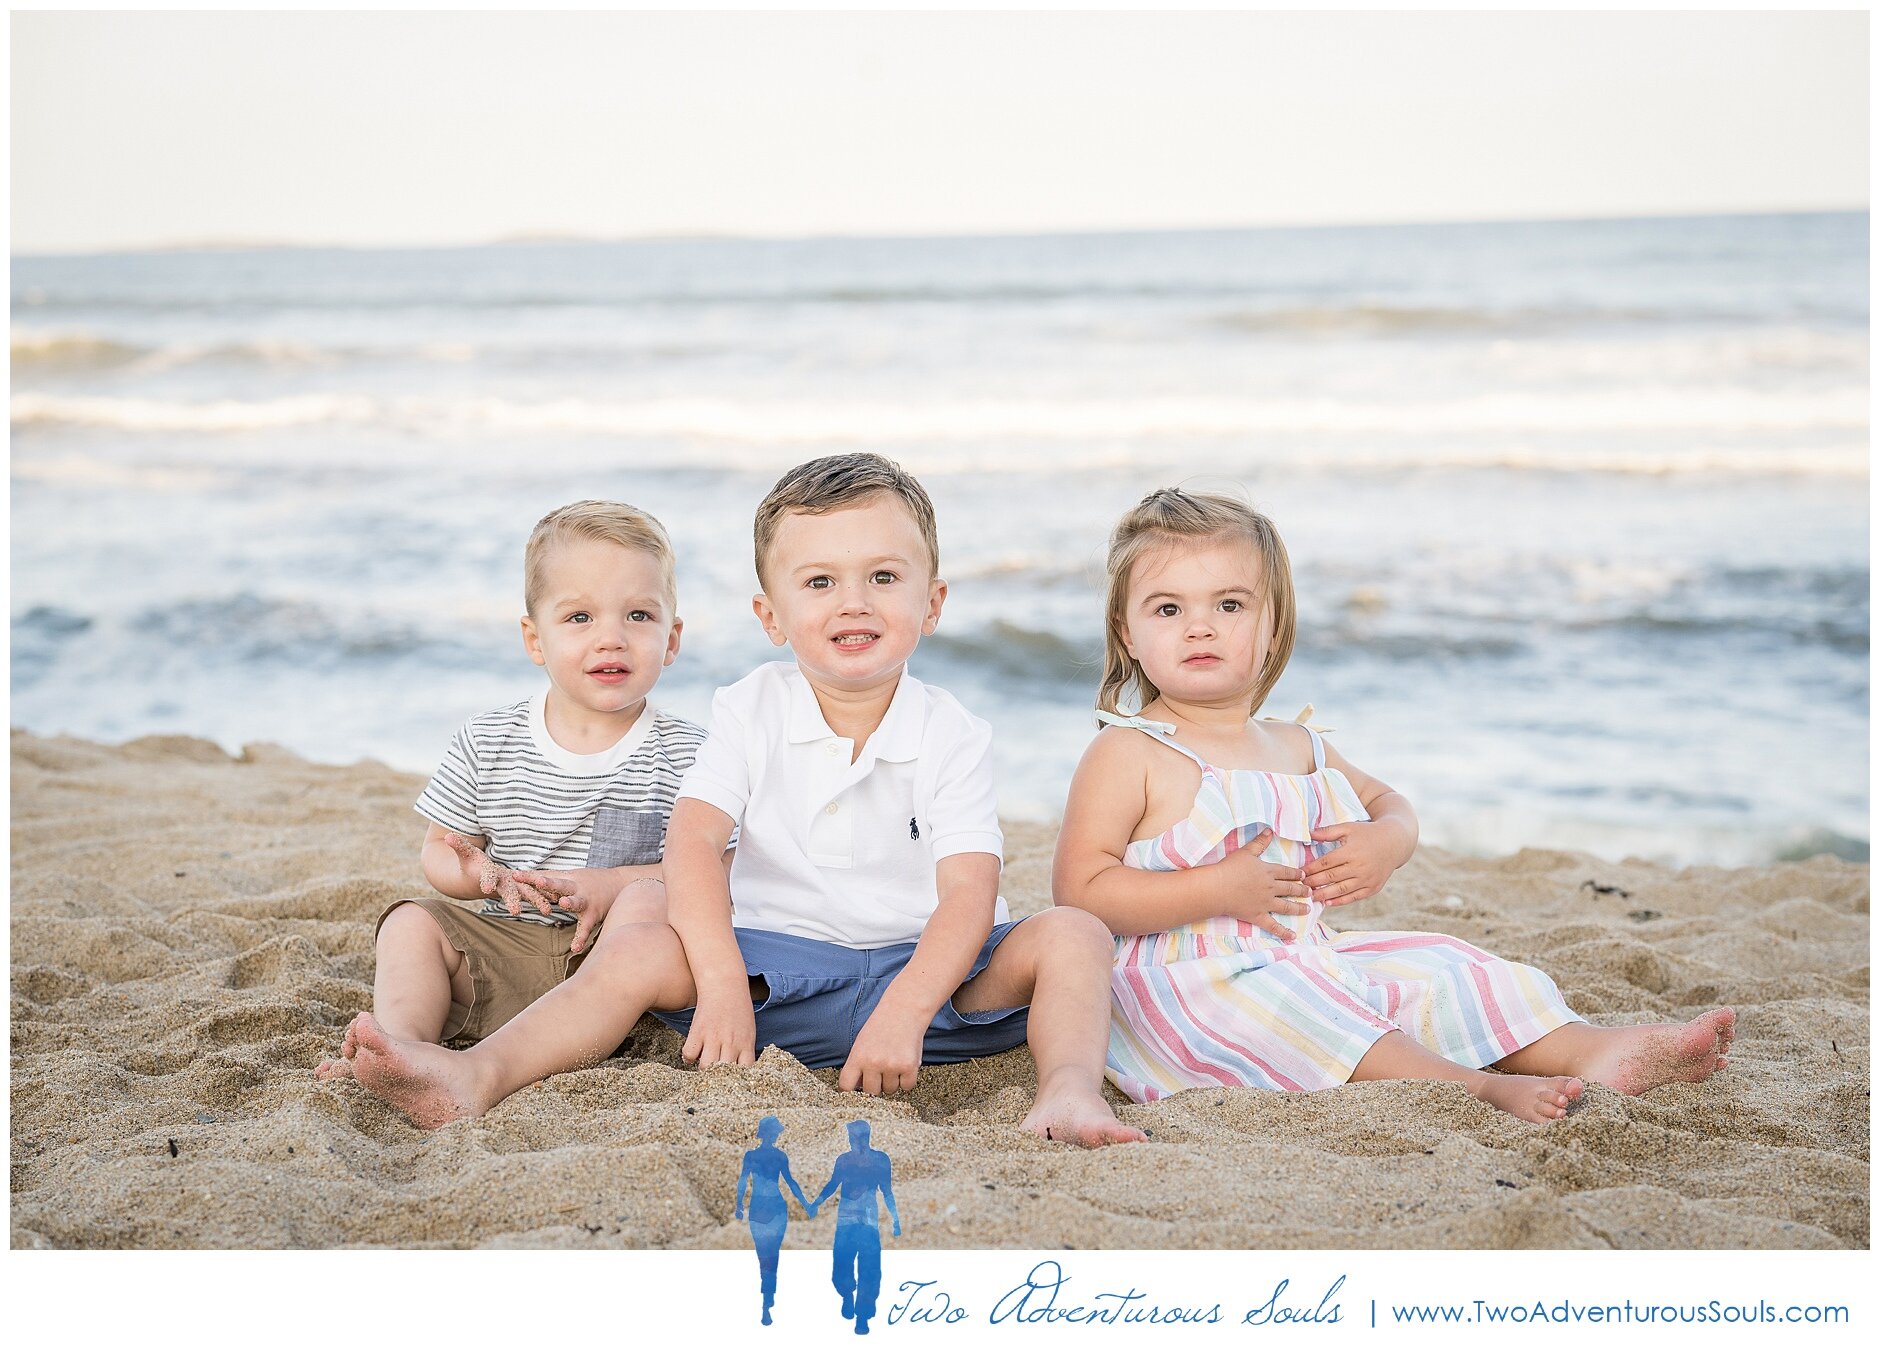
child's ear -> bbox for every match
[751,593,789,648]
[1118,620,1139,660]
[920,578,948,636]
[519,615,546,667]
[664,617,683,667]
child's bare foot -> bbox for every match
[346,1012,493,1129]
[1020,1075,1148,1147]
[1472,1072,1583,1124]
[314,1014,369,1079]
[1582,1007,1735,1096]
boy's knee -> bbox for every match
[377,901,449,954]
[1025,905,1115,959]
[588,919,676,964]
[586,922,694,999]
[606,879,668,927]
[576,921,695,1011]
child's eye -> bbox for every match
[806,575,833,590]
[870,570,898,585]
[629,610,653,623]
[567,612,592,624]
[1220,600,1243,613]
[1154,603,1180,617]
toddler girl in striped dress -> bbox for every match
[1052,488,1736,1123]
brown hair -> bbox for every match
[523,500,676,616]
[752,453,940,587]
[1097,488,1296,722]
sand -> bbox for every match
[8,730,1869,1249]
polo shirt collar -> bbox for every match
[784,665,924,763]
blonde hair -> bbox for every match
[523,500,676,616]
[753,453,939,588]
[1098,488,1296,722]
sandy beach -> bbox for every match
[9,730,1869,1249]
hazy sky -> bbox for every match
[10,10,1869,253]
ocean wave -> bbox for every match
[1774,829,1871,863]
[11,332,413,374]
[1571,611,1868,652]
[11,282,1869,326]
[881,607,1867,684]
[1295,630,1528,662]
[911,608,1865,680]
[922,621,1099,686]
[13,604,95,636]
[10,331,147,370]
[1422,808,1868,868]
[11,281,1259,312]
[131,339,339,372]
[10,455,231,491]
[1712,565,1871,605]
[1210,304,1663,336]
[12,393,380,432]
[124,592,491,667]
[11,605,97,686]
[11,391,1869,466]
[9,332,709,374]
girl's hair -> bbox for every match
[1097,487,1296,722]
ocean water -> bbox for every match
[10,213,1869,865]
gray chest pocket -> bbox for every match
[587,808,666,868]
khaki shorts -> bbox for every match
[376,897,594,1044]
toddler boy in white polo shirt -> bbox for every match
[335,456,1143,1145]
[677,660,1002,952]
[656,454,1142,1146]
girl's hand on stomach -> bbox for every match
[1303,821,1404,907]
[1210,828,1311,942]
[1308,743,1418,909]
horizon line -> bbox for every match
[13,203,1868,262]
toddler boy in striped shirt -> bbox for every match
[318,500,708,1079]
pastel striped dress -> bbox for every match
[1099,711,1582,1102]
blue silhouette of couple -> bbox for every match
[734,1117,901,1332]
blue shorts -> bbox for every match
[653,921,1029,1069]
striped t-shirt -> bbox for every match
[413,691,708,925]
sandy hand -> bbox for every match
[683,992,757,1067]
[840,1007,926,1096]
[443,832,556,916]
[509,869,602,947]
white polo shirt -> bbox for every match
[678,661,1007,948]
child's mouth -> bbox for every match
[831,632,880,652]
[588,665,631,684]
